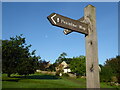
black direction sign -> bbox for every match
[63,16,85,35]
[47,13,88,35]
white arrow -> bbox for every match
[51,14,56,24]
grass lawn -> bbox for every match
[2,73,120,89]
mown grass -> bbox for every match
[2,73,84,88]
[2,73,120,89]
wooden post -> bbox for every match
[84,5,100,88]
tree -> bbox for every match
[116,56,120,83]
[100,65,114,82]
[55,52,67,64]
[55,54,86,76]
[38,60,50,71]
[70,56,86,76]
[2,34,40,77]
[0,39,2,73]
[17,53,40,76]
[100,56,120,83]
[47,63,56,71]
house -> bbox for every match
[63,66,71,73]
[55,61,71,73]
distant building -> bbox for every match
[63,66,71,73]
[55,61,71,73]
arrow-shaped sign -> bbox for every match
[63,16,86,35]
[47,13,88,35]
[51,14,57,24]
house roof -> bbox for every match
[61,61,67,65]
[64,66,70,69]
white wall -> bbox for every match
[63,69,71,73]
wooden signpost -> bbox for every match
[47,13,88,35]
[63,16,85,35]
[47,5,100,88]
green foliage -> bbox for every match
[55,52,67,64]
[62,73,69,77]
[47,63,56,71]
[38,60,50,71]
[2,34,40,77]
[100,65,114,82]
[55,71,60,76]
[100,56,120,83]
[0,39,1,74]
[107,56,120,83]
[55,52,86,76]
[70,56,86,76]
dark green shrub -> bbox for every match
[100,66,113,82]
[62,73,69,77]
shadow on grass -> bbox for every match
[3,74,60,82]
[2,78,21,82]
[11,74,60,80]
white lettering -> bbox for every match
[61,19,77,28]
[57,18,60,22]
[79,25,86,30]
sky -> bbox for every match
[2,2,118,64]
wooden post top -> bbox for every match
[85,4,95,8]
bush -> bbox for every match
[55,71,61,76]
[62,73,69,77]
[100,56,120,84]
[111,76,118,83]
[100,66,113,82]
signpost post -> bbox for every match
[47,4,100,88]
[84,5,100,88]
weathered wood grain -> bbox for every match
[84,5,100,88]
